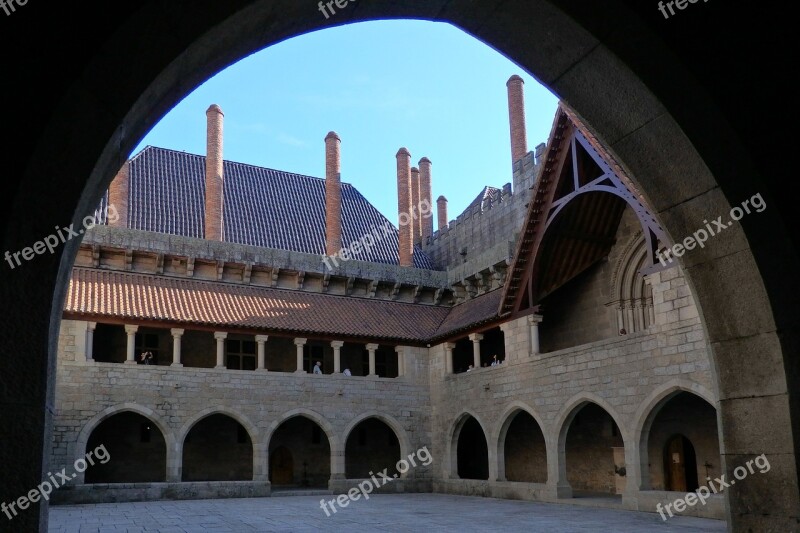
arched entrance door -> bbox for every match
[270,446,293,486]
[664,434,698,492]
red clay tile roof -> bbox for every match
[64,268,500,343]
[430,289,503,341]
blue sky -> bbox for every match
[133,20,559,223]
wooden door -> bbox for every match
[270,446,293,485]
[664,435,687,491]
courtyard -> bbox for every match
[48,493,726,532]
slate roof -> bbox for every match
[64,268,502,343]
[98,146,434,269]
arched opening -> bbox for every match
[564,403,624,497]
[663,434,698,492]
[455,415,489,480]
[502,411,547,483]
[84,412,166,483]
[645,391,720,491]
[345,418,401,478]
[268,416,331,488]
[182,414,253,481]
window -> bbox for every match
[226,339,256,370]
[135,332,160,364]
[303,344,324,373]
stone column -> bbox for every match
[124,324,138,364]
[444,342,455,374]
[166,441,181,482]
[636,303,646,332]
[528,314,543,355]
[170,328,184,367]
[294,338,307,373]
[395,346,406,377]
[469,333,483,368]
[616,304,625,333]
[366,343,378,377]
[214,332,227,368]
[625,304,635,334]
[547,437,572,498]
[331,341,343,373]
[85,321,96,362]
[256,335,269,370]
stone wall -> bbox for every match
[51,323,435,501]
[423,152,538,270]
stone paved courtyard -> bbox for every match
[48,494,726,532]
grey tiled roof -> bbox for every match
[99,147,434,269]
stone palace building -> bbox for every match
[50,76,724,519]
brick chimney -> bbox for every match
[507,75,528,166]
[396,148,413,267]
[419,157,433,243]
[410,166,421,244]
[205,104,224,241]
[107,160,129,228]
[437,195,448,231]
[324,131,342,256]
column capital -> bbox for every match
[124,324,139,334]
[443,342,455,350]
[468,333,484,342]
[394,345,407,354]
[499,321,512,332]
[170,328,184,337]
[366,343,379,351]
[294,337,307,346]
[255,334,269,343]
[527,314,543,325]
[330,340,344,349]
[214,331,228,340]
[87,321,97,331]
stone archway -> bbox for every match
[2,2,797,531]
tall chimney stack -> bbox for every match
[396,148,413,267]
[410,166,421,244]
[324,131,343,256]
[507,75,528,166]
[419,157,433,243]
[437,195,448,231]
[108,160,129,228]
[205,104,224,241]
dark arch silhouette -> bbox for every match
[182,414,253,481]
[503,410,547,483]
[268,416,331,488]
[456,416,489,480]
[85,411,166,483]
[345,418,401,478]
